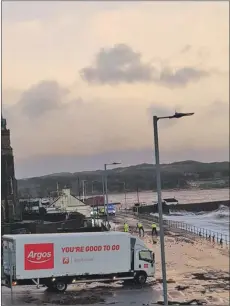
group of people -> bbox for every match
[123,221,158,237]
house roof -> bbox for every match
[163,198,178,203]
[50,189,91,217]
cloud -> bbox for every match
[158,67,209,87]
[206,100,229,117]
[80,44,153,84]
[180,44,192,54]
[80,44,210,87]
[18,81,69,118]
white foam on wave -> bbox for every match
[203,205,229,220]
[168,205,229,220]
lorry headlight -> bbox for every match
[72,279,76,283]
[52,278,56,282]
[12,281,17,286]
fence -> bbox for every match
[135,212,230,248]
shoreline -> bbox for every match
[94,187,230,196]
[104,186,230,195]
[114,213,229,305]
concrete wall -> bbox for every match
[1,218,86,235]
[2,212,86,235]
[170,200,230,212]
[133,200,229,214]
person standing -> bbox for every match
[136,222,144,237]
[123,222,129,232]
[151,223,157,237]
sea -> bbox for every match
[108,188,229,240]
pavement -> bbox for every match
[2,281,162,305]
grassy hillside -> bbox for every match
[18,160,229,198]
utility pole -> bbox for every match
[78,177,81,199]
[82,180,87,203]
[136,185,140,218]
[124,182,127,215]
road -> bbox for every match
[2,281,162,305]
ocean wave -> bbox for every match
[205,205,229,219]
[169,205,229,220]
[169,210,195,216]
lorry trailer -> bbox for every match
[3,232,155,293]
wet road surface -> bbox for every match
[2,281,162,306]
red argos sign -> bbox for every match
[24,243,54,270]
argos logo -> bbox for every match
[24,243,54,270]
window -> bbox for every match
[139,250,153,263]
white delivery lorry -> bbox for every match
[3,232,155,293]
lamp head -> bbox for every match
[173,112,194,119]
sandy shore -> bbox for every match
[114,213,229,305]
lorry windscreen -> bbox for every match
[139,250,153,263]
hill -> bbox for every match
[17,160,229,198]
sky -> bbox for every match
[2,1,229,179]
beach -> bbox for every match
[2,214,229,306]
[115,213,229,305]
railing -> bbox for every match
[131,212,230,248]
[164,219,229,248]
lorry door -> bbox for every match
[130,237,136,271]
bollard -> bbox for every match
[220,235,223,247]
[209,231,211,241]
[212,235,215,243]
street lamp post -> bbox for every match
[91,181,95,226]
[102,176,106,214]
[104,162,121,225]
[153,112,194,306]
[123,182,127,214]
[91,180,103,226]
[82,180,87,203]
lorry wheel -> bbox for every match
[53,281,67,293]
[135,272,147,285]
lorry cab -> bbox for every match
[131,237,155,284]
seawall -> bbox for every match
[133,199,230,214]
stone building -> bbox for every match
[1,115,18,222]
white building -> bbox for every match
[50,188,91,217]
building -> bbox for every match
[50,188,91,217]
[84,196,105,207]
[1,115,18,222]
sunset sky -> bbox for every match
[2,1,229,178]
